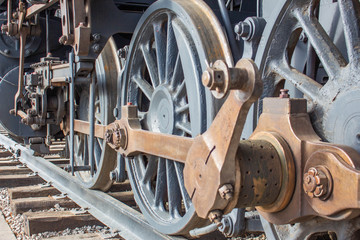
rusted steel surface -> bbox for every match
[254,98,360,224]
[235,140,282,208]
[25,0,60,20]
[73,120,106,139]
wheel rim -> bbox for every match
[73,39,119,191]
[255,0,360,238]
[122,0,232,235]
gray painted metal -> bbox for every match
[0,134,183,240]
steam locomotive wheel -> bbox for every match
[73,39,119,191]
[122,0,232,235]
[255,0,360,238]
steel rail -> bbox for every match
[0,133,184,240]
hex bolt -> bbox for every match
[303,167,329,199]
[105,129,113,144]
[202,70,212,88]
[92,44,101,53]
[234,21,251,40]
[218,184,234,200]
[201,68,225,91]
[279,89,290,98]
[114,127,127,149]
[92,33,101,43]
[208,210,223,224]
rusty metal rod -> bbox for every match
[13,31,27,114]
[25,0,59,20]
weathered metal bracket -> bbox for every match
[254,98,360,224]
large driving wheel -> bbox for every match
[121,0,232,235]
[255,0,360,238]
[73,38,119,191]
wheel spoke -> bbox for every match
[153,21,167,85]
[173,80,186,101]
[175,121,192,135]
[132,76,154,100]
[175,104,189,114]
[294,10,347,78]
[141,156,157,185]
[166,160,182,218]
[95,113,102,123]
[94,140,101,167]
[76,136,84,156]
[338,0,360,62]
[174,162,191,211]
[271,61,322,103]
[170,53,183,90]
[97,138,103,151]
[140,45,159,87]
[165,16,179,85]
[154,158,167,210]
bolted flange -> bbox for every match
[105,123,128,150]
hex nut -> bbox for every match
[303,167,329,199]
[208,210,223,224]
[218,184,234,200]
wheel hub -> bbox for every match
[325,90,360,153]
[148,85,175,134]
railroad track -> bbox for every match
[0,129,187,240]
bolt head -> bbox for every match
[208,210,223,224]
[303,167,329,199]
[234,21,251,39]
[93,44,100,53]
[105,129,113,144]
[279,89,290,98]
[202,70,212,88]
[92,33,101,42]
[218,184,234,200]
